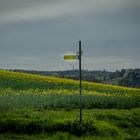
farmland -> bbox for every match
[0,70,140,139]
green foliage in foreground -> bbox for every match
[0,133,125,140]
[0,109,140,139]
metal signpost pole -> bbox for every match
[79,41,82,123]
[64,41,83,123]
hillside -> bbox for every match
[9,68,140,88]
[0,70,140,95]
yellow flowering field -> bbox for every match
[0,70,140,109]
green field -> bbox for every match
[0,70,140,139]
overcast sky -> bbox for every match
[0,0,140,71]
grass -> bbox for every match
[0,109,140,139]
[0,133,124,140]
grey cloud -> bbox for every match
[0,0,140,71]
[1,0,140,24]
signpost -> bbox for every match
[64,41,83,123]
[64,55,78,60]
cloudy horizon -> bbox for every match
[0,0,140,71]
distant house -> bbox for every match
[52,72,59,77]
[105,76,110,81]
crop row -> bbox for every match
[0,89,139,110]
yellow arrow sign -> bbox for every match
[64,55,78,60]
